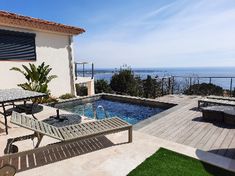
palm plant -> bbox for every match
[10,62,57,94]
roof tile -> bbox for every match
[0,11,85,35]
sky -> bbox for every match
[1,0,235,68]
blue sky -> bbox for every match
[2,0,235,68]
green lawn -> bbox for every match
[128,148,235,176]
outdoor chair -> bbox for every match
[198,98,235,109]
[0,88,47,134]
[201,105,235,125]
[207,95,235,101]
[5,111,132,154]
[0,164,16,176]
[15,102,43,114]
[0,101,42,134]
[0,102,16,116]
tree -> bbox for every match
[110,68,140,96]
[95,79,112,93]
[10,62,57,94]
[184,83,223,96]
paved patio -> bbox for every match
[1,129,235,176]
[1,95,235,175]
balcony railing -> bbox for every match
[74,62,94,80]
[160,76,235,96]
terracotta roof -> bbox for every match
[0,11,85,35]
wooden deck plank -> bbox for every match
[209,128,230,153]
[182,122,210,146]
[217,129,235,156]
[195,125,218,149]
[158,111,196,139]
[186,123,212,148]
[167,115,199,142]
[202,126,224,151]
[141,103,195,134]
[225,134,235,158]
[149,108,194,136]
[176,122,204,144]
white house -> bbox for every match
[0,11,94,97]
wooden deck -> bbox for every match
[137,95,235,159]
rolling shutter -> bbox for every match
[0,29,36,61]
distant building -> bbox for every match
[0,11,94,96]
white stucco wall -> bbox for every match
[0,25,75,97]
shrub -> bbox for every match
[135,76,144,97]
[75,84,88,96]
[110,68,140,96]
[143,75,158,98]
[184,83,223,96]
[10,62,57,94]
[59,93,75,99]
[95,79,112,93]
[41,96,58,104]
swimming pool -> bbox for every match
[54,94,175,125]
[61,99,166,124]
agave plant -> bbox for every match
[10,62,57,94]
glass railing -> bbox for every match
[74,62,94,80]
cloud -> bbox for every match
[75,0,235,68]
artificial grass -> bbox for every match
[128,148,235,176]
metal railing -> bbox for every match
[74,62,94,80]
[160,76,235,97]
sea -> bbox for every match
[83,67,235,90]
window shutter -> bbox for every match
[0,29,36,61]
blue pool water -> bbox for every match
[61,99,165,124]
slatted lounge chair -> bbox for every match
[198,98,235,109]
[5,111,132,154]
[207,95,235,101]
[0,164,16,176]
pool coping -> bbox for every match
[49,93,177,126]
[51,93,176,107]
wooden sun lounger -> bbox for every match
[207,95,235,101]
[5,111,132,154]
[0,164,16,176]
[198,98,235,109]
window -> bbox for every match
[0,29,36,61]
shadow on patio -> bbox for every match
[192,116,235,128]
[0,136,114,173]
[195,149,235,175]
